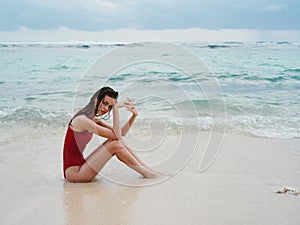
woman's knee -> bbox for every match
[107,140,125,155]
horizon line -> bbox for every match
[0,27,299,42]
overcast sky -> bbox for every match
[0,0,299,41]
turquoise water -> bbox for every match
[0,42,299,138]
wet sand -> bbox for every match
[1,128,300,225]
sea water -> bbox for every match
[0,42,299,138]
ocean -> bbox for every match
[1,42,300,225]
[0,41,299,139]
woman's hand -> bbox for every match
[125,98,138,116]
[114,98,138,116]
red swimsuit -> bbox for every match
[63,126,93,178]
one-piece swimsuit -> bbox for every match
[63,126,93,178]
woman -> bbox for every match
[63,86,158,182]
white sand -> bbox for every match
[1,127,300,225]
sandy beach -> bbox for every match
[1,127,299,225]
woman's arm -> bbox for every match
[94,111,137,137]
[112,104,122,140]
[72,115,118,140]
[94,117,113,130]
[121,105,138,136]
[89,98,137,138]
[92,103,125,140]
[101,98,137,137]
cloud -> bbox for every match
[23,0,119,14]
[258,3,288,13]
[0,0,143,30]
[0,0,299,31]
[22,0,116,11]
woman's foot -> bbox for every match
[143,170,166,179]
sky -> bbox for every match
[0,0,299,42]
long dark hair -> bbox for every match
[69,86,118,125]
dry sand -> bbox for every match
[1,128,299,225]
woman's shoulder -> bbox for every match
[71,114,94,132]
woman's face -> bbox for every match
[97,95,116,116]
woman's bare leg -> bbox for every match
[65,140,113,182]
[88,139,150,171]
[65,140,157,182]
[113,145,157,178]
[100,139,157,175]
[122,142,161,172]
[122,142,147,167]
